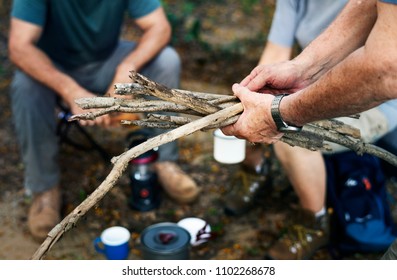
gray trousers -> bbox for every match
[10,41,181,194]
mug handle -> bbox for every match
[93,237,106,255]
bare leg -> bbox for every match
[273,141,326,213]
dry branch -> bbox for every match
[32,71,397,259]
[71,71,397,166]
[31,103,243,260]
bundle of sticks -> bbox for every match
[71,71,396,164]
[32,71,396,260]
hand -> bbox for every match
[240,61,309,94]
[221,83,283,144]
[106,62,137,97]
[65,88,112,128]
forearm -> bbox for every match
[9,42,83,101]
[109,24,170,91]
[258,41,292,65]
[293,0,377,84]
[282,48,382,126]
[124,24,170,71]
[109,8,171,92]
[281,1,397,127]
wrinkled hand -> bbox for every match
[65,88,112,128]
[241,61,309,94]
[221,83,283,144]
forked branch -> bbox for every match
[31,72,397,259]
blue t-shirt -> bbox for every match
[11,0,160,69]
[380,0,397,3]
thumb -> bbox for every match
[232,83,253,99]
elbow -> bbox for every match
[8,39,17,64]
[162,22,172,44]
[8,38,23,65]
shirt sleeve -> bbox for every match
[11,0,47,26]
[379,0,397,4]
[128,0,161,19]
[267,0,300,47]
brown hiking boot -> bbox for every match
[155,161,200,204]
[223,145,272,216]
[28,186,62,242]
[266,209,330,260]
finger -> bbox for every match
[239,74,253,87]
[96,115,109,128]
[240,66,260,86]
[103,115,112,128]
[220,124,235,136]
[232,83,253,99]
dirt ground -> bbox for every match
[1,0,396,260]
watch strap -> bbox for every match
[270,94,302,132]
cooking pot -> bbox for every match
[140,222,190,260]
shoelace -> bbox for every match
[282,224,322,259]
[231,170,264,194]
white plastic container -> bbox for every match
[213,128,246,164]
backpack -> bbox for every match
[324,151,397,256]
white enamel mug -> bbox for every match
[213,128,246,164]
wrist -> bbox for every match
[270,94,302,132]
[56,75,82,100]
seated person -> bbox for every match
[8,0,200,242]
[224,0,397,259]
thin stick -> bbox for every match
[31,103,243,260]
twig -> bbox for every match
[130,72,221,115]
[34,72,397,260]
[303,125,397,166]
[31,103,243,260]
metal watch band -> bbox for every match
[270,94,302,132]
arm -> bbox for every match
[8,18,110,126]
[242,0,378,92]
[258,41,292,65]
[223,1,397,143]
[281,1,397,126]
[107,7,171,93]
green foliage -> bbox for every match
[163,1,202,45]
[162,0,273,71]
[241,0,261,13]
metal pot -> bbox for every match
[140,222,191,260]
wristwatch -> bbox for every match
[270,94,302,132]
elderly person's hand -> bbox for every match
[240,61,310,94]
[221,83,284,144]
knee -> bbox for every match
[10,71,56,117]
[156,46,181,75]
[274,141,321,166]
[11,71,55,107]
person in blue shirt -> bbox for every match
[8,0,200,242]
[221,0,397,260]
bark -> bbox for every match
[31,72,397,259]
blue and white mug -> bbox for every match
[94,226,131,260]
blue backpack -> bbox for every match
[324,151,397,256]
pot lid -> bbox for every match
[141,222,190,254]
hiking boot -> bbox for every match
[155,161,200,204]
[28,185,62,242]
[266,209,330,260]
[223,145,272,216]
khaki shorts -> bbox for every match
[324,107,389,154]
